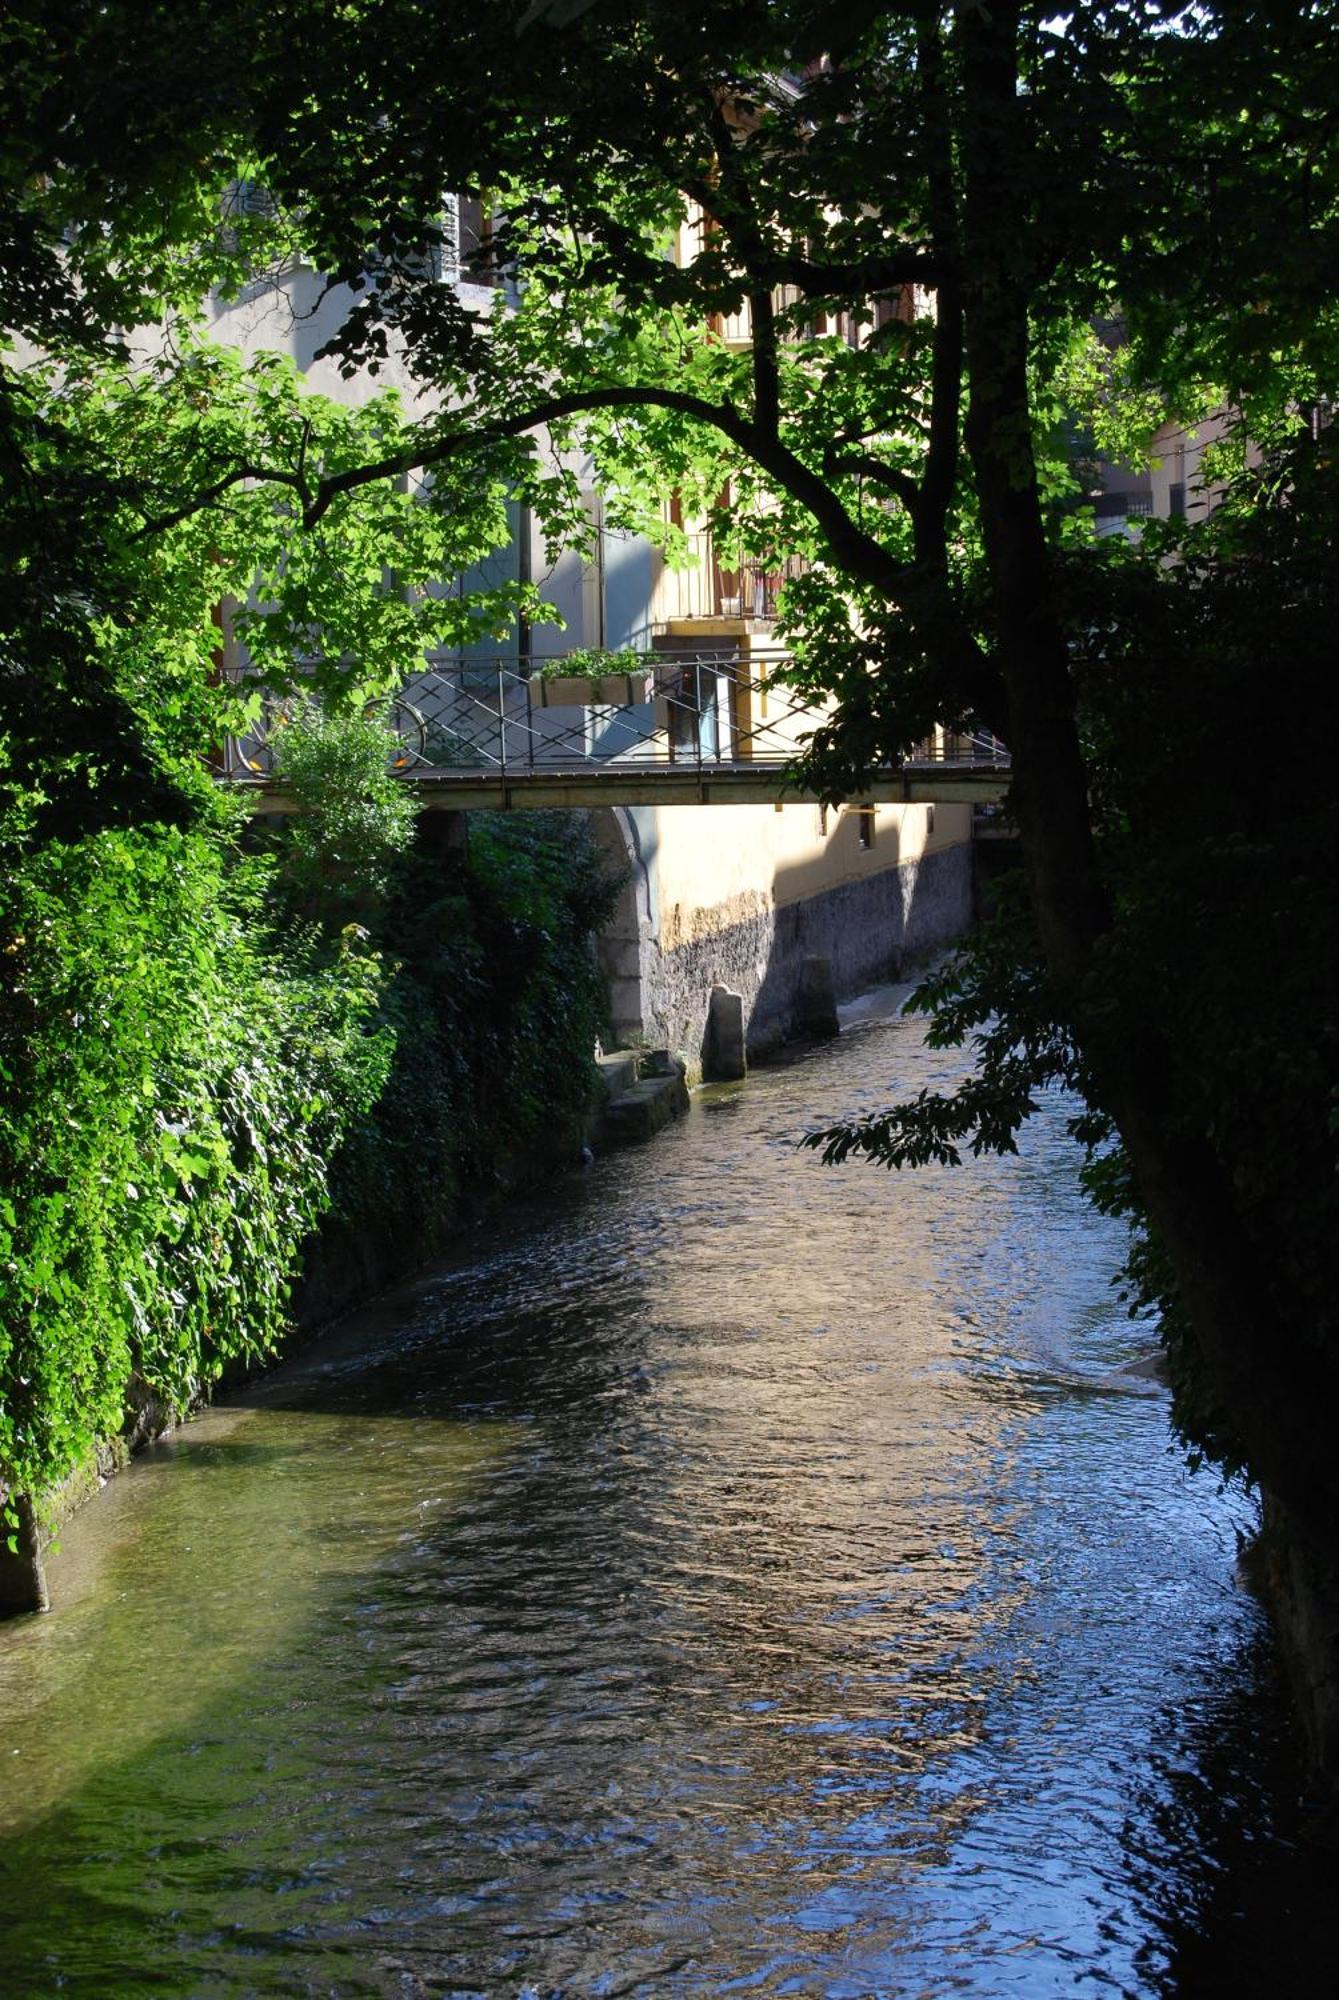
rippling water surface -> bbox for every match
[0,987,1324,1996]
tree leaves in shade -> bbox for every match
[5,3,1339,1583]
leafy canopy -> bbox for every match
[6,1,1339,1523]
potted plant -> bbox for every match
[529,648,656,707]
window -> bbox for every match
[436,194,502,288]
[217,179,296,278]
[223,178,278,223]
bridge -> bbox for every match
[223,651,1012,811]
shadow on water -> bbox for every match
[0,998,1335,1995]
[1128,1622,1338,1998]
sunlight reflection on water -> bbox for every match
[0,985,1314,1997]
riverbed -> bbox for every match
[0,984,1325,1995]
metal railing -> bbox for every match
[914,728,1013,766]
[221,654,1010,787]
[658,533,807,623]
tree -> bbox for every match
[7,2,1339,1776]
[0,2,552,1569]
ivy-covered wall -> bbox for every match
[0,819,388,1540]
[297,807,620,1324]
[0,714,617,1591]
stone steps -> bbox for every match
[595,1050,640,1098]
[596,1049,690,1146]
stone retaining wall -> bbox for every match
[643,840,973,1072]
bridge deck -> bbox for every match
[237,761,1011,813]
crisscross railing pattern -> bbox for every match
[222,652,1011,786]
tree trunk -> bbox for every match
[956,2,1339,1716]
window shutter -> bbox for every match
[438,194,461,284]
[227,179,278,222]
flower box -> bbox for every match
[597,669,656,706]
[532,675,594,708]
[531,667,656,708]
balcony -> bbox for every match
[656,530,805,626]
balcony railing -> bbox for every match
[658,532,806,624]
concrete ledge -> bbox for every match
[595,1051,640,1098]
[0,1435,138,1615]
[600,1062,690,1145]
[241,765,1010,814]
[0,1498,48,1615]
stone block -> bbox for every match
[0,1497,49,1616]
[638,1048,682,1079]
[601,1073,689,1144]
[703,983,746,1080]
[595,1050,640,1098]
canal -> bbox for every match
[0,984,1324,1995]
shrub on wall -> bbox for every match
[265,700,419,926]
[0,797,391,1522]
[326,808,622,1244]
[0,697,621,1538]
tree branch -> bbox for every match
[914,10,962,567]
[132,376,1004,725]
[824,451,920,511]
[701,92,781,436]
[677,220,938,304]
[305,386,751,525]
[135,463,309,538]
[747,286,780,433]
[764,249,938,298]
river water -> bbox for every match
[0,985,1327,1997]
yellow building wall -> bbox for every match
[652,799,972,950]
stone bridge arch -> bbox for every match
[585,806,655,1047]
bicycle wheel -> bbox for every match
[363,696,428,771]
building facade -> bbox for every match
[212,210,977,1076]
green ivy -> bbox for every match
[263,702,418,928]
[0,671,623,1540]
[326,809,622,1246]
[0,802,391,1520]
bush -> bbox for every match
[0,812,391,1515]
[326,809,622,1240]
[265,701,417,926]
[0,697,621,1531]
